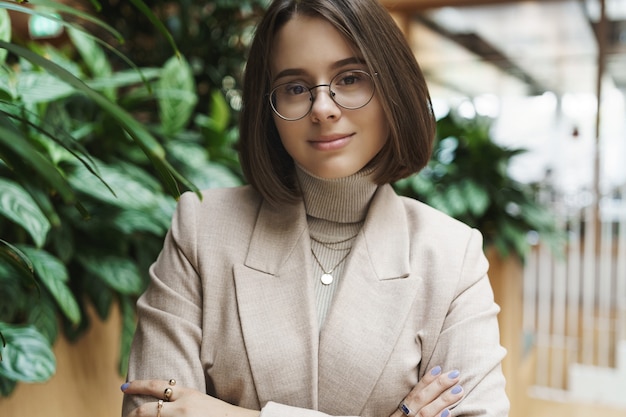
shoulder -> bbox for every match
[172,185,263,237]
[398,194,474,237]
[395,194,486,268]
[177,185,261,215]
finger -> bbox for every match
[406,368,459,406]
[415,384,464,417]
[127,399,166,417]
[397,368,461,417]
[121,379,180,402]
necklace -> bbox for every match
[310,247,352,285]
[310,233,358,251]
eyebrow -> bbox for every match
[273,56,366,83]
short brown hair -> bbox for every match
[239,0,436,206]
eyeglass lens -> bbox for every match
[270,70,375,121]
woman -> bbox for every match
[121,1,509,417]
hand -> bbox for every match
[122,379,260,417]
[390,366,463,417]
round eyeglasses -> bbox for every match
[269,69,376,121]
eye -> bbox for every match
[284,83,309,96]
[335,71,366,87]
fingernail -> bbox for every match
[451,385,463,395]
[448,370,460,379]
[120,382,130,392]
[430,365,442,376]
[441,409,450,417]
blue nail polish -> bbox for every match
[451,385,462,395]
[430,365,442,376]
[448,370,460,379]
[441,409,450,417]
[121,382,130,392]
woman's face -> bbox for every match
[270,15,389,179]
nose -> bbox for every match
[309,85,341,121]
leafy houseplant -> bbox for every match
[394,110,561,259]
[0,0,258,396]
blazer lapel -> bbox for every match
[233,199,319,409]
[318,185,421,415]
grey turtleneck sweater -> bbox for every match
[295,165,379,328]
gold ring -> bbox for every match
[157,399,164,417]
[164,387,173,401]
[168,379,176,386]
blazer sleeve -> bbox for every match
[424,228,510,416]
[122,192,207,416]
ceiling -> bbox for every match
[381,0,626,99]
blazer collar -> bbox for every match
[235,198,319,408]
[235,185,417,412]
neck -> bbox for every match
[296,165,379,223]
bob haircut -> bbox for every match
[239,0,436,207]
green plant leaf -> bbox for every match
[0,323,55,383]
[442,184,468,218]
[77,255,144,295]
[85,278,114,321]
[158,55,196,135]
[67,27,114,100]
[0,178,51,248]
[68,27,112,79]
[17,246,81,326]
[118,296,136,376]
[208,89,231,134]
[0,375,17,397]
[0,239,38,298]
[26,297,58,345]
[67,160,159,209]
[461,180,490,218]
[0,8,10,65]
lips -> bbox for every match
[309,133,354,151]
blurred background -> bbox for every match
[0,0,624,416]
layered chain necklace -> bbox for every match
[310,234,357,285]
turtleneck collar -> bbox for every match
[295,164,379,223]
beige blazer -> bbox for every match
[123,184,509,417]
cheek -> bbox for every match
[273,117,302,154]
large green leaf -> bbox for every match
[67,160,159,209]
[0,323,55,383]
[67,28,114,100]
[158,55,196,135]
[14,71,76,103]
[17,246,81,326]
[77,255,144,295]
[0,178,51,248]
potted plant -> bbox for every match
[0,0,259,397]
[394,109,562,260]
